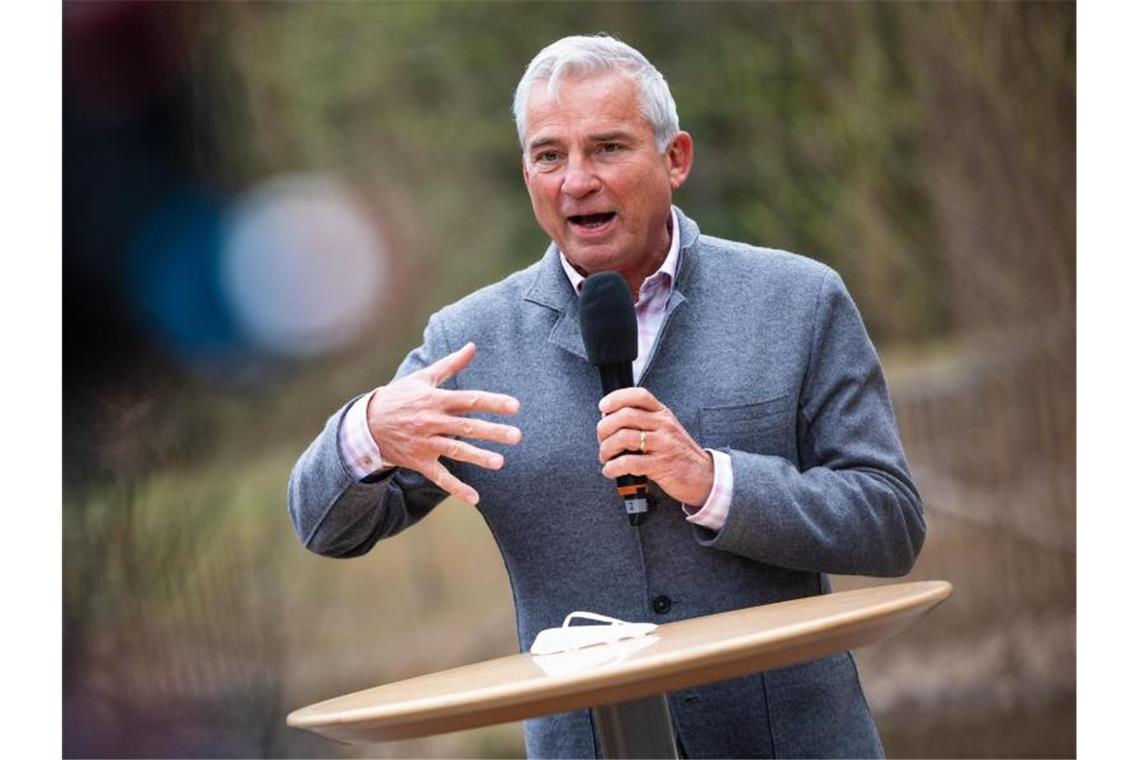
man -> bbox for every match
[289,34,924,758]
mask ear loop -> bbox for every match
[560,611,627,628]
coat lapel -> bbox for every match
[524,243,589,362]
[638,211,700,380]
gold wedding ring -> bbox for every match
[639,430,647,454]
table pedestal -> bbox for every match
[592,694,678,759]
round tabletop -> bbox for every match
[288,580,952,744]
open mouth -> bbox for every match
[568,212,616,229]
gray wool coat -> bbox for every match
[288,207,925,758]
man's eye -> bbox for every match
[599,143,622,153]
[535,151,560,163]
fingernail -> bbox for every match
[509,428,522,442]
[491,454,503,468]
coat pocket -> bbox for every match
[698,393,794,458]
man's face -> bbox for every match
[521,71,693,287]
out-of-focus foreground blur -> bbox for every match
[62,2,1074,757]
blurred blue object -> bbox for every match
[127,189,246,370]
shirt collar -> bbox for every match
[559,207,681,302]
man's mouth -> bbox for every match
[567,212,616,230]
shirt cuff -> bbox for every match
[338,388,394,480]
[682,449,733,531]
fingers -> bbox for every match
[597,406,659,442]
[599,427,650,464]
[423,342,477,387]
[437,388,520,417]
[439,415,522,445]
[431,436,505,471]
[423,459,480,506]
[415,343,521,417]
[602,453,650,480]
[599,387,664,416]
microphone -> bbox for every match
[579,271,651,526]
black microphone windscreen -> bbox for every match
[579,271,637,365]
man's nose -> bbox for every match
[561,155,600,199]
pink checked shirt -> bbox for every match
[339,208,733,531]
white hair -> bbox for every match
[512,34,681,153]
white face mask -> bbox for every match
[529,610,658,656]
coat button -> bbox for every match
[651,595,672,615]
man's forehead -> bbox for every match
[523,71,649,143]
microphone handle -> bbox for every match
[597,362,634,395]
[597,363,651,526]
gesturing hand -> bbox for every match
[366,342,521,506]
[597,387,714,507]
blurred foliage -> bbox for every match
[64,2,1074,758]
[209,1,1072,347]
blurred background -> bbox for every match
[62,1,1074,757]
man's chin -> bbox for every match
[560,232,629,264]
[561,248,625,277]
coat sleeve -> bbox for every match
[695,269,926,576]
[286,314,455,558]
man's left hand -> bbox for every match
[597,387,714,507]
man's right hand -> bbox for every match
[366,342,521,506]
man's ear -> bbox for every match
[521,154,532,189]
[666,131,694,191]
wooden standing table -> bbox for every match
[288,580,952,757]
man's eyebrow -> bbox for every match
[527,136,560,152]
[592,131,637,143]
[526,130,639,151]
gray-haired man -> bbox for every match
[290,34,924,758]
